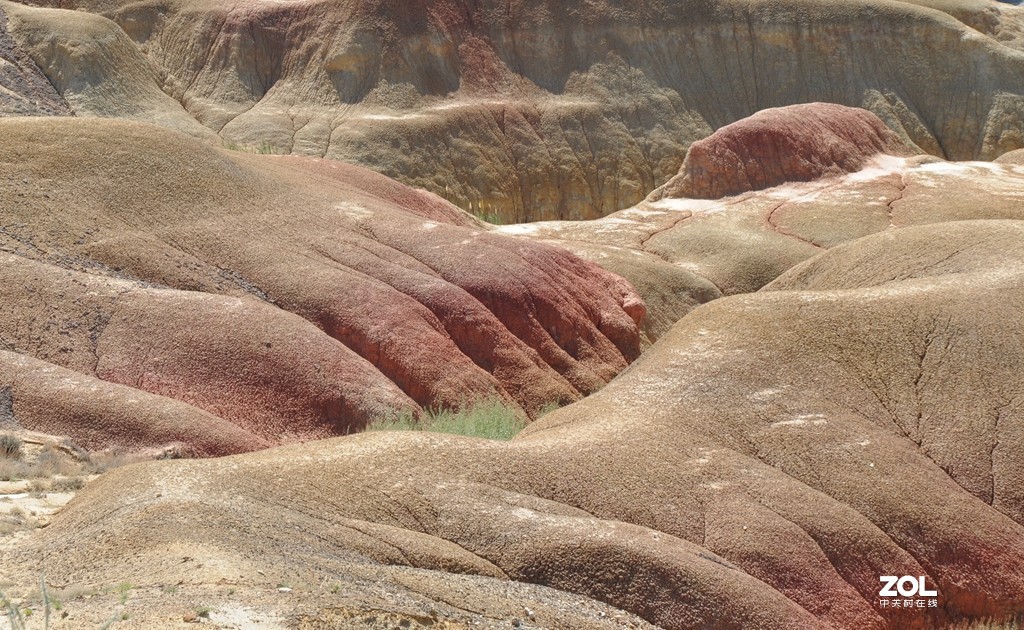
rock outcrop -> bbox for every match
[0,116,644,453]
[649,103,916,200]
[0,4,70,116]
[8,219,1024,628]
[5,0,1024,219]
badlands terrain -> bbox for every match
[2,0,1024,628]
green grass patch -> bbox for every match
[471,210,511,226]
[366,398,527,441]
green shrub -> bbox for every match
[0,435,22,460]
[472,211,509,226]
[367,398,527,441]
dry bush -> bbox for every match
[0,507,29,537]
[0,459,30,482]
[50,477,85,492]
[0,443,143,483]
[0,435,22,460]
[33,447,79,478]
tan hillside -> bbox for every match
[3,0,1024,219]
[497,123,1024,341]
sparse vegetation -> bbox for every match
[0,435,22,460]
[195,605,211,619]
[2,576,122,629]
[0,443,135,483]
[472,210,510,226]
[112,582,133,605]
[367,398,527,440]
[0,506,30,537]
[0,441,167,545]
[949,616,1024,630]
[50,477,86,492]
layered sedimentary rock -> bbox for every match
[8,220,1024,628]
[501,155,1024,343]
[4,0,1024,219]
[0,117,643,453]
[649,103,916,200]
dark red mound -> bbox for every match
[652,103,916,200]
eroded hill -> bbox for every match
[0,97,1023,628]
[3,0,1024,219]
[5,218,1024,629]
[0,117,644,455]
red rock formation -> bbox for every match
[0,253,418,445]
[651,103,916,200]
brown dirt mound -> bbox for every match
[10,219,1024,628]
[650,103,917,200]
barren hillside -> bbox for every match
[2,0,1024,628]
[5,218,1024,629]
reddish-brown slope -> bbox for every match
[12,220,1024,629]
[0,117,643,452]
[0,252,419,443]
[0,350,269,456]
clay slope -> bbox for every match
[4,0,1024,219]
[8,219,1024,629]
[0,116,643,453]
[0,350,269,457]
